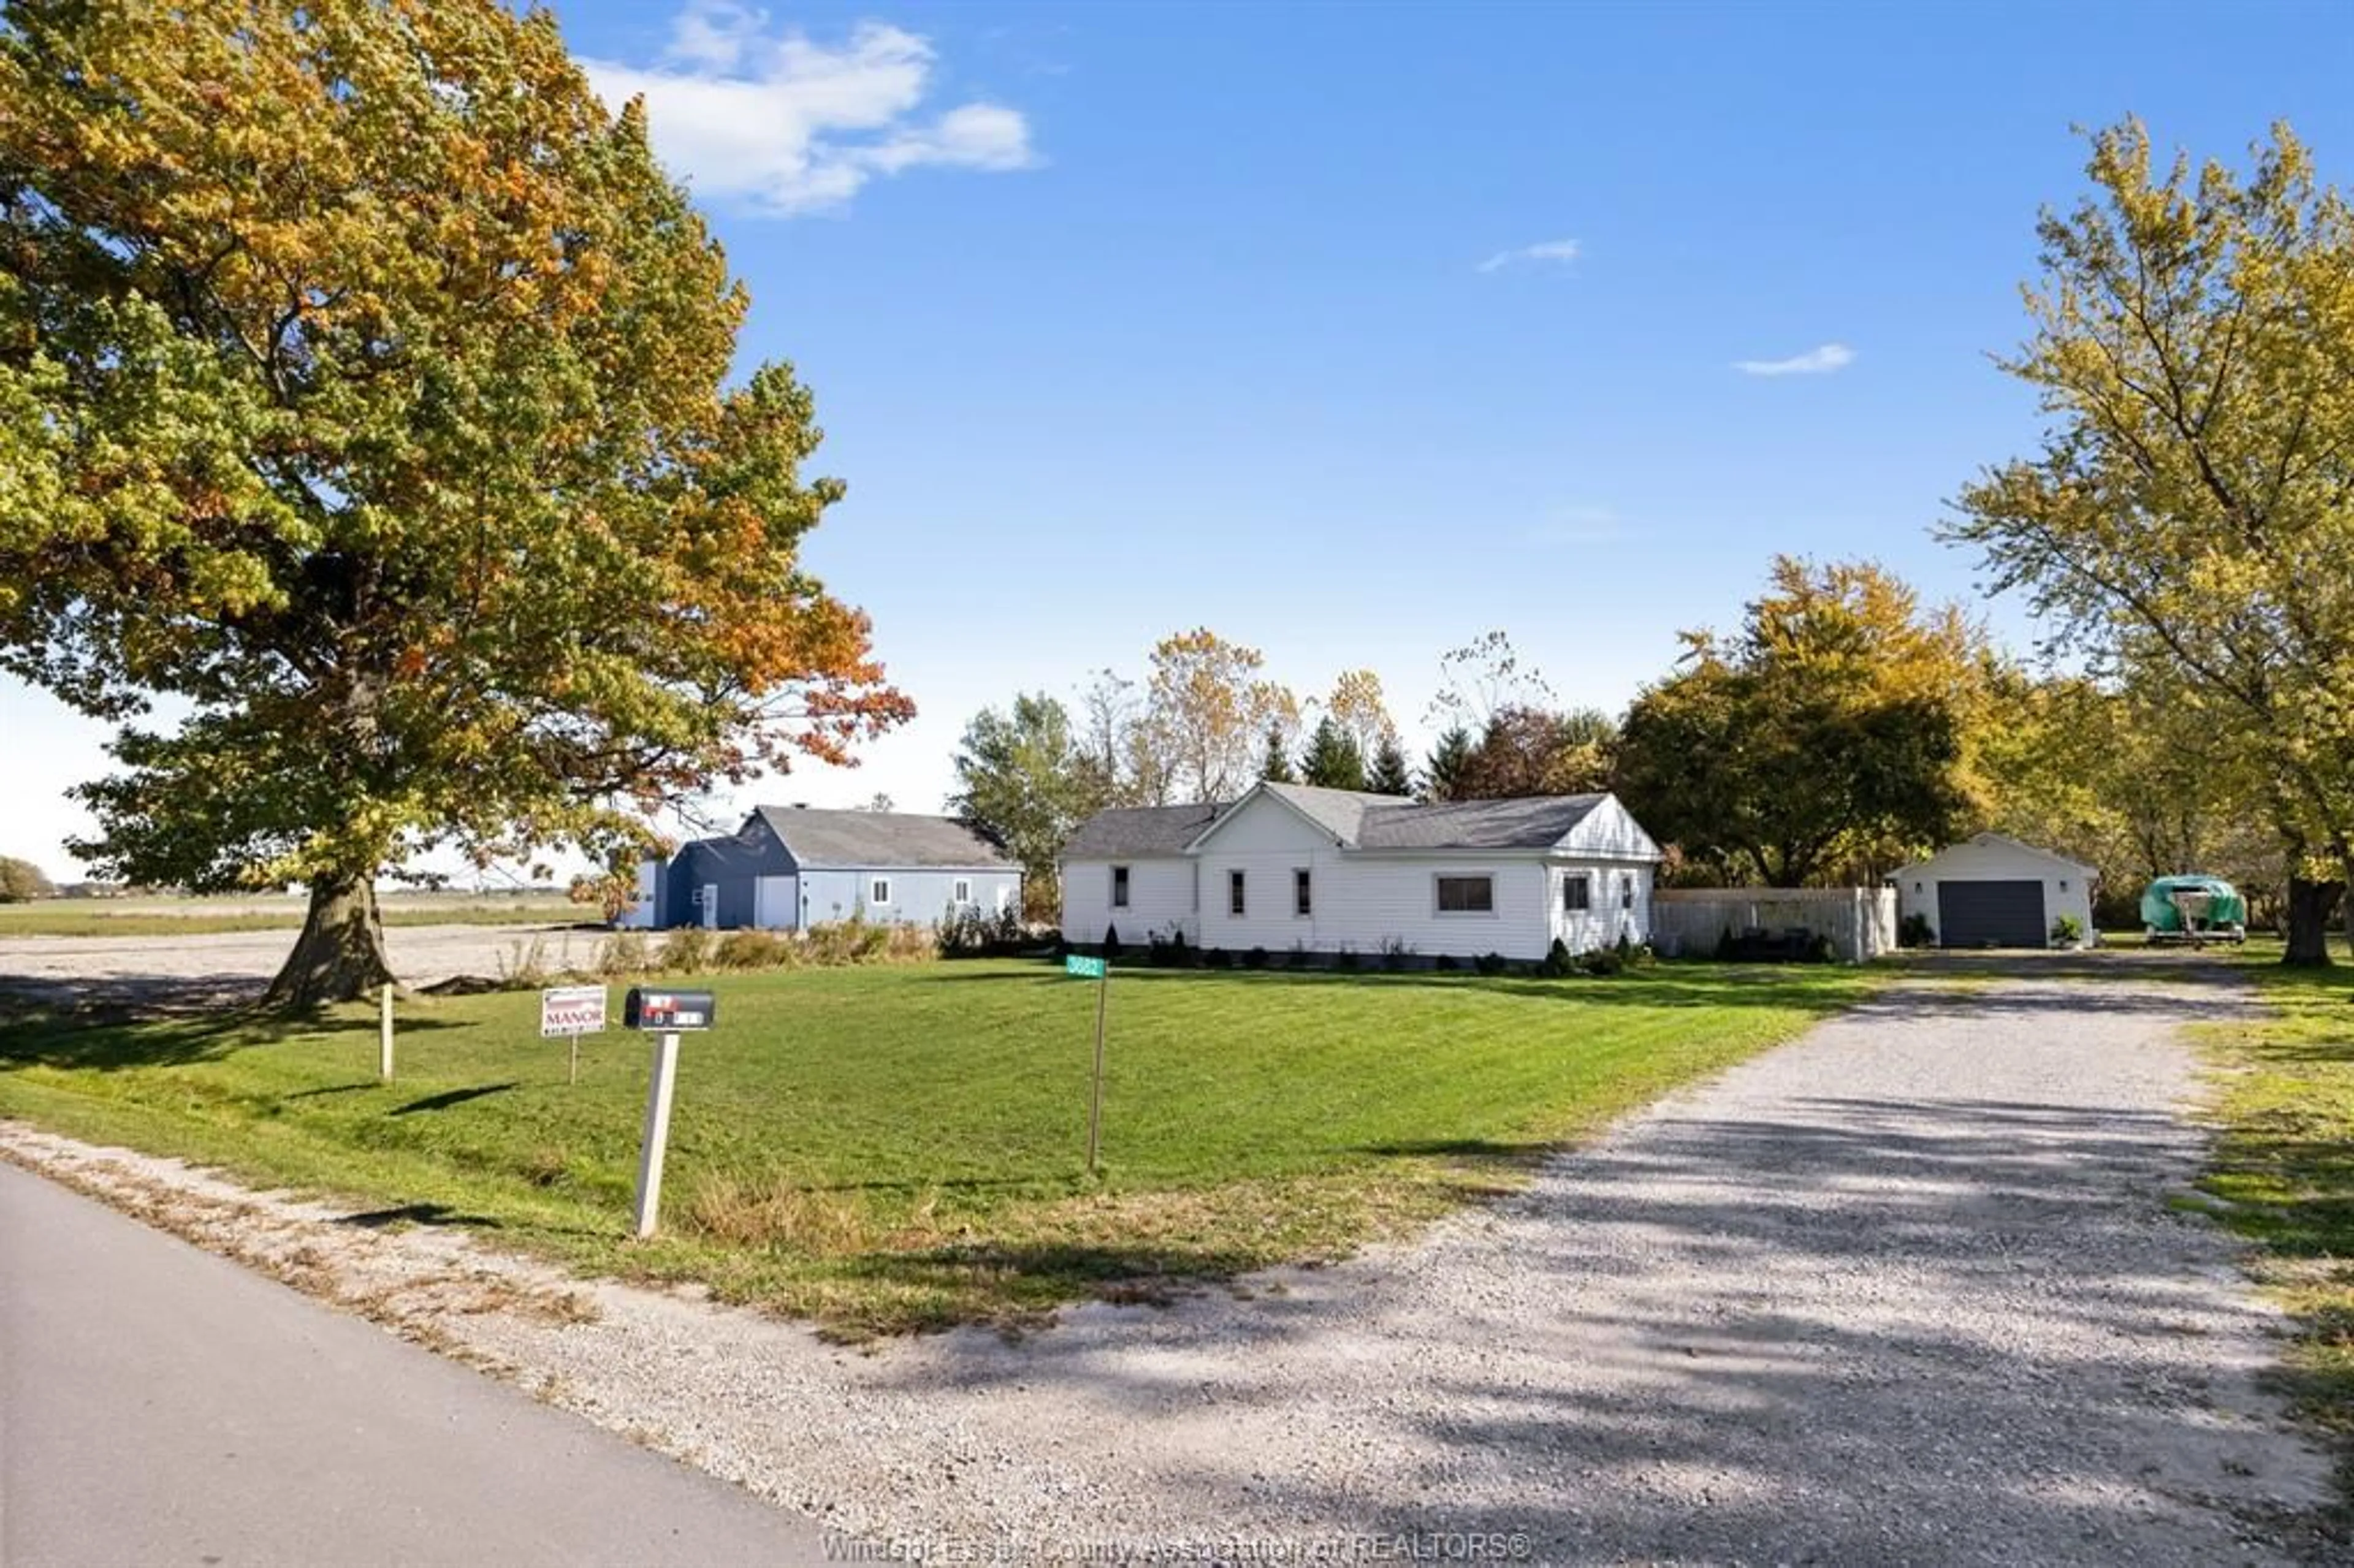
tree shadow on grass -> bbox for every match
[840,1238,1276,1325]
[387,1082,519,1116]
[282,1080,382,1100]
[0,1007,463,1073]
[338,1201,506,1230]
[1350,1136,1549,1168]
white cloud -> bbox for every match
[582,5,1036,216]
[1476,238,1582,274]
[1733,343,1856,377]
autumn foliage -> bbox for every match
[0,1,909,1002]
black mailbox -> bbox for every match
[623,988,715,1031]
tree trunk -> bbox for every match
[263,872,396,1008]
[2282,875,2342,967]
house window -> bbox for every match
[1111,865,1130,908]
[1229,869,1247,916]
[870,878,891,905]
[1295,868,1312,917]
[1620,873,1635,911]
[1563,874,1591,913]
[1436,875,1494,914]
[953,878,972,903]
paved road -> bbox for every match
[0,1160,824,1567]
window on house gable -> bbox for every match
[1563,874,1591,913]
[1621,873,1635,910]
[1436,875,1494,914]
[1229,869,1247,916]
[1295,869,1312,916]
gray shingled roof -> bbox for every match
[1259,783,1412,843]
[1357,793,1608,850]
[751,806,1014,869]
[1059,801,1227,859]
[1062,788,1620,859]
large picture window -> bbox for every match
[1436,875,1494,914]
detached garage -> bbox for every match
[1894,833,2096,949]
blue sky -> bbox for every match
[9,0,2352,880]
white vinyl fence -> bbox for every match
[1650,886,1899,963]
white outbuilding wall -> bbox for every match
[1894,834,2097,948]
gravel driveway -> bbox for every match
[6,966,2334,1563]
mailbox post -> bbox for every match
[621,988,715,1239]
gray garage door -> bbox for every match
[1937,879,2045,948]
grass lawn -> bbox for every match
[0,957,1880,1336]
[2194,934,2354,1505]
[0,895,582,938]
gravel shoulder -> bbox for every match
[1,967,2332,1563]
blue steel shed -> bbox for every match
[657,807,1019,931]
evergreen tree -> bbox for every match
[1299,717,1366,790]
[1423,726,1475,801]
[1260,723,1298,783]
[1367,737,1414,797]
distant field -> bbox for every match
[0,894,584,938]
[0,956,1884,1337]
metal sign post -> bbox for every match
[1066,953,1110,1176]
[539,984,609,1085]
[633,1031,680,1240]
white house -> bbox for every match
[1892,832,2097,948]
[1059,782,1663,963]
[622,807,1020,931]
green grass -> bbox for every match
[0,896,583,937]
[2195,935,2354,1514]
[0,957,1881,1336]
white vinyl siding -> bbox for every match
[1189,794,1569,959]
[1066,790,1659,961]
[1061,858,1195,945]
[1550,861,1653,954]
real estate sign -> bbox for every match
[539,984,608,1038]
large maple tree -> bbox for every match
[0,1,911,1004]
